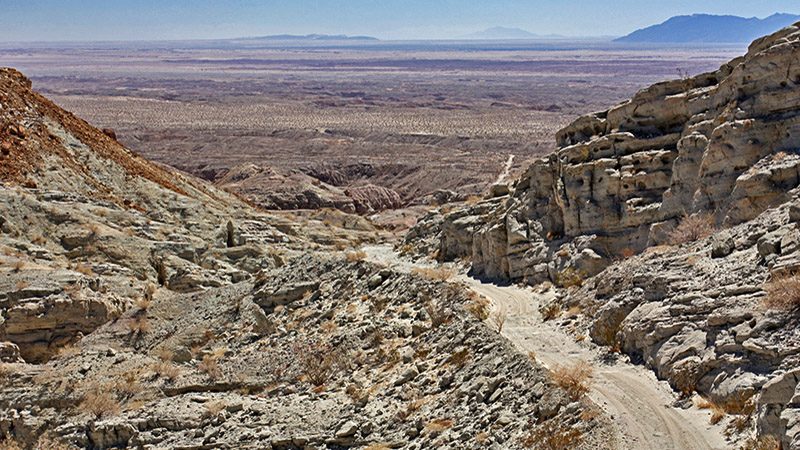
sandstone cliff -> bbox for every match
[412,21,800,286]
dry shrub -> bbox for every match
[739,436,780,450]
[345,250,367,262]
[465,195,482,205]
[672,361,702,397]
[550,361,593,401]
[127,315,151,337]
[521,419,583,450]
[73,262,94,276]
[14,280,29,291]
[320,320,338,334]
[424,300,452,328]
[668,213,716,245]
[424,418,454,433]
[294,341,346,386]
[762,273,800,311]
[198,347,226,380]
[696,392,756,426]
[396,397,428,422]
[475,431,490,444]
[113,371,143,399]
[412,266,454,282]
[34,435,73,450]
[466,292,491,321]
[446,348,471,368]
[0,438,22,450]
[492,310,508,333]
[11,260,25,273]
[363,445,392,450]
[0,364,14,382]
[134,296,152,311]
[555,268,583,288]
[202,400,227,418]
[152,360,181,381]
[540,303,561,322]
[79,390,121,419]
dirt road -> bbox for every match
[364,245,729,450]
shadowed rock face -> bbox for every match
[411,21,800,285]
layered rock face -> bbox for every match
[411,22,800,285]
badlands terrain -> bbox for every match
[1,39,742,222]
[1,20,800,450]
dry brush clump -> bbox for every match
[198,347,227,380]
[293,341,347,386]
[555,267,584,289]
[668,213,716,245]
[738,436,781,450]
[424,300,452,328]
[550,360,593,401]
[78,389,121,419]
[411,266,454,282]
[465,292,491,321]
[345,250,367,262]
[762,272,800,311]
[491,310,508,333]
[521,418,583,450]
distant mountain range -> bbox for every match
[616,13,800,43]
[461,27,564,40]
[242,34,378,41]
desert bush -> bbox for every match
[695,397,727,425]
[79,390,121,419]
[202,400,227,418]
[198,347,226,380]
[466,292,491,320]
[73,262,94,276]
[668,213,716,245]
[294,341,346,386]
[672,361,702,397]
[521,419,583,450]
[696,392,756,426]
[127,315,151,337]
[0,363,14,383]
[424,418,454,433]
[134,296,152,311]
[555,267,583,288]
[35,435,73,450]
[152,360,181,381]
[345,250,367,262]
[411,266,454,282]
[762,273,800,311]
[550,361,593,401]
[113,371,143,399]
[540,302,561,322]
[492,310,508,332]
[0,437,22,450]
[446,348,471,368]
[739,436,780,450]
[11,260,24,273]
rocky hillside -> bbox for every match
[407,21,800,448]
[0,68,612,449]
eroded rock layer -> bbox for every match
[410,22,800,286]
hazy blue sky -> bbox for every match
[2,0,800,41]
